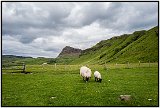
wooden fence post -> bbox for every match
[65,64,67,70]
[70,65,71,71]
[104,62,107,70]
[139,61,141,67]
[127,62,129,68]
[55,63,56,70]
[23,63,26,73]
[115,63,117,69]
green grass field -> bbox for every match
[2,63,158,106]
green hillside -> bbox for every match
[70,26,158,65]
[2,26,158,65]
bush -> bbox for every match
[48,59,57,64]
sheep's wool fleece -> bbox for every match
[94,71,101,79]
[80,66,88,75]
[80,66,91,77]
[87,68,92,77]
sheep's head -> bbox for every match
[86,77,89,82]
[99,79,102,83]
[97,78,102,83]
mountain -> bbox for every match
[57,46,82,58]
[70,26,158,64]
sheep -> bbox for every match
[94,71,102,83]
[42,63,48,69]
[80,66,92,82]
[42,63,47,65]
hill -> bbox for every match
[2,26,158,65]
[2,55,52,65]
[70,26,158,64]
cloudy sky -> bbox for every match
[2,2,158,58]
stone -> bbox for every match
[119,95,131,101]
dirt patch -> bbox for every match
[21,72,32,74]
[2,72,33,74]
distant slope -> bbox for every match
[2,55,32,65]
[2,55,52,65]
[70,26,158,64]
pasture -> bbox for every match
[2,63,158,106]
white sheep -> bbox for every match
[94,71,102,83]
[80,66,92,82]
[42,63,47,65]
[42,63,48,69]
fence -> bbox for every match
[2,62,157,75]
[2,63,26,73]
[25,62,158,73]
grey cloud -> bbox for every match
[44,47,61,52]
[3,2,158,39]
[2,2,73,43]
[2,36,59,57]
[97,2,158,31]
[63,2,124,28]
[19,35,36,44]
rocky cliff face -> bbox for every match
[57,46,82,58]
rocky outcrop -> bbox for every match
[57,46,82,58]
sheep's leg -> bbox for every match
[97,78,99,82]
[95,77,96,81]
[83,77,85,81]
[85,78,88,83]
[83,77,87,82]
[86,77,89,82]
[95,77,98,82]
[97,78,100,82]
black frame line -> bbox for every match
[1,1,159,107]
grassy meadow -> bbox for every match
[2,63,158,106]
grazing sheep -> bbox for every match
[94,71,102,83]
[42,63,47,65]
[80,66,92,82]
[42,63,48,69]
